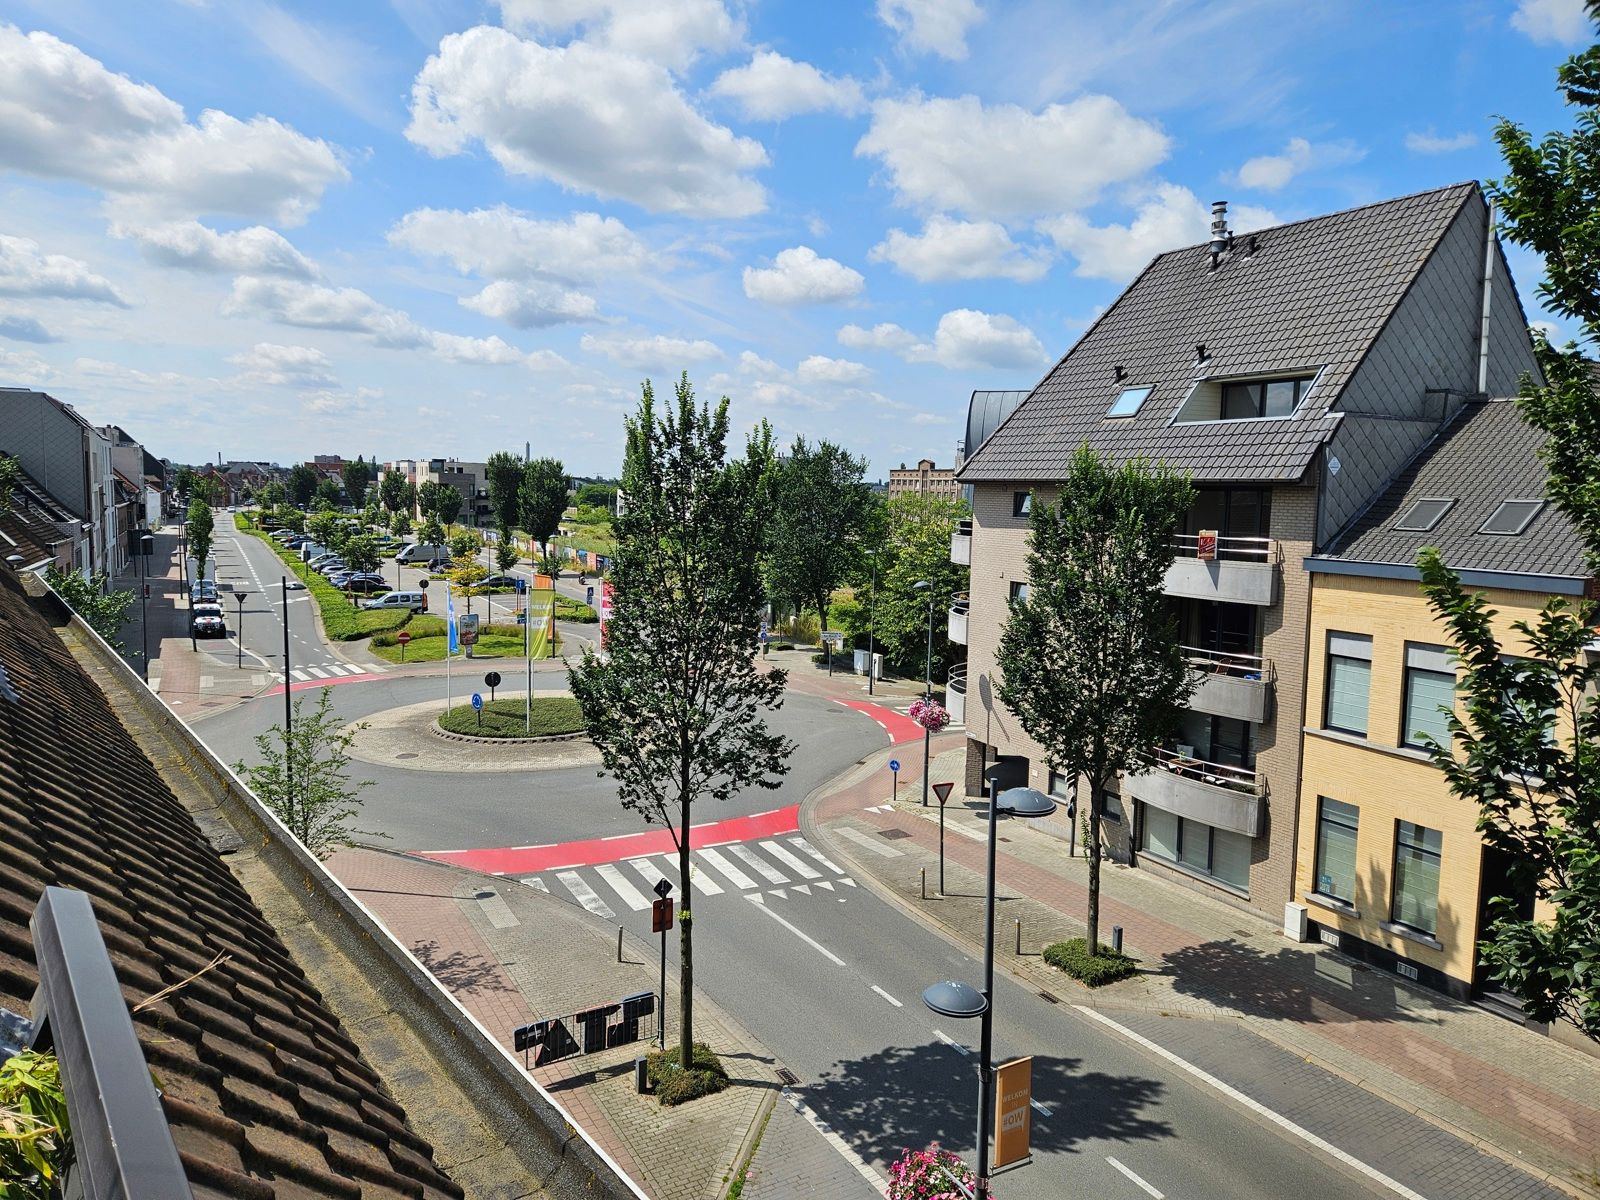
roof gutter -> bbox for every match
[1304,554,1588,596]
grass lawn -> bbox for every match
[437,697,587,738]
[369,629,563,663]
[237,517,409,640]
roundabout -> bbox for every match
[340,694,603,774]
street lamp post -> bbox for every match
[866,550,878,697]
[913,579,935,806]
[923,782,1056,1200]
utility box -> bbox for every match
[852,650,883,679]
[1284,901,1309,942]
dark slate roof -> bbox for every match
[1323,399,1586,578]
[0,567,462,1200]
[960,182,1480,483]
[0,505,63,566]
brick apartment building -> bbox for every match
[888,458,960,501]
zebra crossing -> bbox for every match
[287,661,386,682]
[519,836,856,919]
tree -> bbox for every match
[433,484,462,528]
[44,566,135,650]
[362,494,382,531]
[995,446,1194,956]
[1412,12,1600,1040]
[0,453,18,516]
[390,509,412,538]
[174,466,197,502]
[186,498,214,581]
[447,561,488,616]
[569,374,791,1071]
[420,517,445,548]
[307,510,342,552]
[379,469,410,515]
[872,492,966,680]
[343,533,380,577]
[342,456,371,509]
[485,450,526,534]
[257,480,286,510]
[496,533,519,574]
[449,529,483,562]
[519,457,569,576]
[314,477,343,509]
[574,481,616,509]
[234,689,379,859]
[288,463,319,508]
[764,437,871,635]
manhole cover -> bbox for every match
[395,752,418,760]
[879,829,912,840]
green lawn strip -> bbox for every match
[236,520,408,640]
[369,629,563,664]
[437,697,587,738]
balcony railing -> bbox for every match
[1150,746,1261,793]
[1172,533,1276,562]
[1182,645,1266,678]
[1183,646,1274,723]
[947,662,967,725]
[950,518,972,566]
[1125,748,1264,836]
[948,593,969,646]
[1165,536,1281,607]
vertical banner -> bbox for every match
[446,581,459,653]
[527,588,556,658]
[599,580,615,651]
[993,1056,1033,1169]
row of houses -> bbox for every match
[947,182,1593,1045]
[0,387,165,577]
[380,457,496,526]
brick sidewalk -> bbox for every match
[807,739,1600,1200]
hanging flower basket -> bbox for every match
[909,698,951,733]
[887,1142,982,1200]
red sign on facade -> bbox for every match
[1196,529,1218,561]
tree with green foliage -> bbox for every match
[0,453,18,517]
[173,465,197,502]
[390,509,412,538]
[257,480,286,510]
[496,535,519,574]
[362,493,382,531]
[449,529,483,563]
[44,566,136,651]
[434,484,463,527]
[186,498,214,581]
[420,516,445,548]
[288,463,319,508]
[1,1048,71,1199]
[341,456,371,509]
[1410,13,1600,1041]
[871,491,966,680]
[379,469,410,516]
[307,509,343,553]
[996,446,1194,956]
[276,506,306,534]
[569,374,791,1072]
[235,688,379,859]
[764,437,871,636]
[485,450,526,533]
[520,457,569,576]
[314,477,343,509]
[574,481,616,509]
[343,533,380,578]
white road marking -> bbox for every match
[519,877,548,893]
[728,841,788,885]
[476,892,520,929]
[814,880,835,892]
[943,820,989,843]
[792,884,812,896]
[746,896,844,965]
[628,857,673,892]
[306,666,330,679]
[290,668,310,681]
[871,985,903,1007]
[594,863,651,911]
[697,846,757,890]
[839,877,856,886]
[933,1029,969,1056]
[557,870,615,918]
[782,1090,887,1193]
[1107,1157,1163,1198]
[1077,1006,1433,1200]
[833,825,906,858]
[790,836,843,874]
[684,858,724,896]
[760,839,821,879]
[769,888,788,899]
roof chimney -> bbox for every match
[1208,200,1232,267]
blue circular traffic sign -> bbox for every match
[471,693,483,710]
[889,759,900,772]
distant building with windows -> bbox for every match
[888,458,959,501]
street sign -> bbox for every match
[651,897,674,933]
[821,630,844,644]
[889,758,901,773]
[484,671,502,688]
[471,693,483,711]
[396,631,412,644]
[933,781,955,806]
[652,878,673,899]
[585,585,594,606]
[994,1057,1034,1168]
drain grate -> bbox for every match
[1037,990,1060,1004]
[879,828,912,840]
[776,1067,800,1086]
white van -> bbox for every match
[362,590,426,612]
[395,543,447,565]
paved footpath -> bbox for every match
[806,735,1600,1200]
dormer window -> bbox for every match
[1106,386,1152,418]
[1172,370,1320,424]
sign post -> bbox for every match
[232,589,251,671]
[821,629,844,675]
[651,879,674,1048]
[993,1056,1034,1169]
[889,758,900,805]
[471,691,483,729]
[397,629,411,661]
[933,780,955,894]
[484,670,502,705]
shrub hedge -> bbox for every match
[1042,938,1139,987]
[437,697,587,738]
[646,1042,729,1107]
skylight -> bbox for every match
[1478,499,1544,536]
[1393,498,1454,532]
[1107,386,1152,418]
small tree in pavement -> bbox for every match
[520,457,569,576]
[379,469,410,517]
[496,535,519,574]
[996,445,1194,956]
[186,498,214,582]
[569,374,791,1072]
[235,688,380,859]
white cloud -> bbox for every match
[0,24,346,224]
[1510,0,1590,43]
[796,355,872,385]
[912,308,1048,370]
[388,207,650,283]
[459,280,601,327]
[302,385,381,416]
[870,216,1051,282]
[0,313,57,343]
[1232,136,1364,191]
[227,341,337,386]
[497,0,742,71]
[0,346,55,385]
[0,234,128,305]
[112,220,318,278]
[709,51,865,120]
[1040,183,1275,282]
[838,322,919,353]
[407,26,768,218]
[580,330,722,368]
[877,0,983,60]
[1404,129,1477,155]
[743,246,864,306]
[856,93,1169,218]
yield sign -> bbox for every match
[932,781,955,806]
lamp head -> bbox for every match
[922,979,987,1019]
[995,785,1057,820]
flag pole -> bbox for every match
[525,577,532,735]
[446,579,454,714]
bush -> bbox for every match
[775,613,820,644]
[769,641,794,651]
[1042,938,1139,987]
[646,1042,729,1107]
[438,697,587,738]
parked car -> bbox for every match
[309,555,343,571]
[190,603,226,638]
[425,558,454,574]
[361,590,426,612]
[396,543,448,565]
[480,574,520,590]
[343,574,389,594]
[190,580,218,602]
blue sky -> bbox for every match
[0,0,1590,476]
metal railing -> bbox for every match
[1148,746,1262,795]
[948,662,968,696]
[949,594,970,618]
[1172,533,1277,563]
[1181,645,1272,681]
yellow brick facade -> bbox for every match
[1297,571,1561,995]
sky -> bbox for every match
[0,0,1592,478]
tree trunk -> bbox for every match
[678,786,694,1068]
[1086,779,1103,956]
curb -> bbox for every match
[430,719,589,746]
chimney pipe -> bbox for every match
[1208,200,1232,259]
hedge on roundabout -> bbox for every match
[436,696,588,739]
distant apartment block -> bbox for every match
[888,458,959,501]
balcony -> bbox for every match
[1184,646,1274,724]
[1123,747,1264,837]
[948,593,969,646]
[947,663,967,725]
[1164,534,1280,606]
[950,518,972,566]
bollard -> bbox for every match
[920,867,926,899]
[634,1055,650,1095]
[1015,918,1022,956]
[1112,925,1124,954]
[617,926,624,963]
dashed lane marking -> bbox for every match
[1107,1157,1163,1198]
[747,895,844,965]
